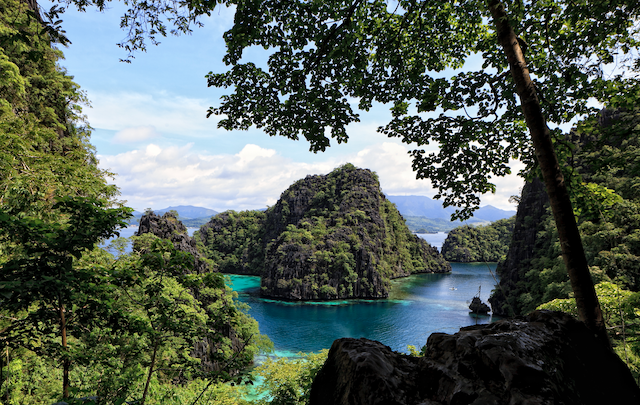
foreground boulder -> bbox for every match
[310,311,640,405]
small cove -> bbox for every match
[228,262,498,355]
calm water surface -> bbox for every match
[416,232,448,251]
[228,262,498,355]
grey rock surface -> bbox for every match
[310,311,640,405]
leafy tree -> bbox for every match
[34,0,640,341]
[538,281,640,382]
[254,350,328,405]
[201,0,640,344]
[52,0,636,342]
[0,0,118,219]
[0,197,132,399]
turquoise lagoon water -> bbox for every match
[227,262,498,355]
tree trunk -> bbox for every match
[59,301,70,398]
[141,339,160,405]
[486,0,610,348]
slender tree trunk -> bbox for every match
[141,340,160,405]
[0,347,4,400]
[486,0,610,347]
[59,301,70,398]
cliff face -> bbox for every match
[309,311,640,405]
[259,164,450,300]
[195,164,450,300]
[489,108,640,316]
[137,211,210,274]
[488,178,550,316]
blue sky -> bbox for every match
[52,2,524,213]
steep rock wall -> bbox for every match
[259,164,450,300]
[489,178,550,316]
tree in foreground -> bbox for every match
[37,0,640,344]
[201,0,637,346]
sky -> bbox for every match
[51,2,524,213]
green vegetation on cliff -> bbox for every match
[196,164,450,300]
[490,108,640,380]
[195,210,266,275]
[492,109,640,315]
[0,3,265,401]
[441,217,515,262]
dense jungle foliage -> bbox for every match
[491,107,640,381]
[196,164,449,300]
[195,210,266,275]
[441,217,515,262]
[0,1,266,402]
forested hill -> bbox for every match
[195,164,450,300]
[440,217,515,262]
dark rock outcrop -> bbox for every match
[258,164,450,300]
[310,310,640,405]
[489,178,549,316]
[468,296,490,314]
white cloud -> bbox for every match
[113,126,160,143]
[99,143,334,211]
[99,141,524,213]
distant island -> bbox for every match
[441,217,515,262]
[195,164,451,300]
[133,194,515,233]
[126,205,219,227]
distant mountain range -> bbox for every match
[128,205,219,227]
[154,205,218,219]
[386,195,516,223]
[129,196,515,232]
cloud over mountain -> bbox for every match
[98,141,523,213]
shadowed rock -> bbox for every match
[469,296,490,314]
[310,311,640,405]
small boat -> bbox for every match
[449,287,457,290]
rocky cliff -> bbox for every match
[309,310,640,405]
[137,211,210,274]
[260,164,449,300]
[195,164,450,300]
[488,178,550,316]
[489,108,640,316]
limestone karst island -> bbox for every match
[2,0,640,404]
